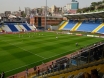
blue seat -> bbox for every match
[97,27,104,33]
[77,22,101,32]
[22,23,31,31]
[7,24,18,32]
[63,20,78,30]
[95,19,103,23]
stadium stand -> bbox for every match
[92,23,104,33]
[33,60,104,78]
[62,11,104,34]
[77,20,101,32]
[19,24,27,31]
[48,63,104,78]
[0,27,2,32]
[29,25,36,31]
[14,24,22,31]
[7,23,19,32]
[97,26,104,34]
[0,22,36,32]
[22,23,31,31]
[59,21,66,26]
[71,21,82,31]
[62,20,78,30]
[2,25,12,32]
[58,21,68,30]
[32,41,104,78]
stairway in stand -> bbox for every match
[71,21,82,31]
[58,21,68,30]
[92,23,104,33]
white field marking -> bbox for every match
[10,43,46,59]
[5,48,78,73]
[2,39,60,57]
[5,59,43,73]
[2,33,66,42]
[1,35,80,73]
[2,40,46,59]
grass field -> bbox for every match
[0,32,103,77]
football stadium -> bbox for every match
[0,1,104,78]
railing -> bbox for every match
[33,59,104,78]
[32,41,104,78]
[6,38,104,78]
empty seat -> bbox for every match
[63,20,78,30]
[98,27,104,33]
[77,22,100,32]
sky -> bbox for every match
[0,0,102,13]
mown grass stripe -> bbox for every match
[0,32,103,77]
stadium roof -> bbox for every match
[64,11,104,19]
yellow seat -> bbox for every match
[49,63,104,78]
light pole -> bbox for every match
[45,0,47,30]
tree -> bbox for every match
[77,0,104,13]
[87,7,91,12]
[97,1,102,5]
[77,9,82,13]
[22,13,26,18]
[91,2,97,7]
[90,7,95,11]
[98,5,104,10]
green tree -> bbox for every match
[22,13,26,17]
[90,7,95,11]
[97,1,102,5]
[91,2,97,7]
[98,5,104,10]
[77,9,82,13]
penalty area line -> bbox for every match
[11,43,46,59]
[1,40,46,59]
[5,48,78,73]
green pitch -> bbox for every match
[0,32,103,77]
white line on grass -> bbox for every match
[1,34,59,41]
[11,43,46,59]
[1,40,46,59]
[5,48,78,73]
[5,60,43,73]
[1,34,79,73]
